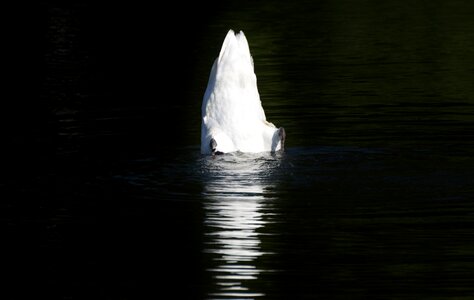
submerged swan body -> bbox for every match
[201,29,285,155]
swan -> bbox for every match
[201,29,285,155]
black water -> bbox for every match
[4,1,474,299]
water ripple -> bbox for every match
[201,152,281,299]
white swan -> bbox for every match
[201,29,285,155]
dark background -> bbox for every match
[5,1,218,163]
[4,2,216,299]
[3,1,474,299]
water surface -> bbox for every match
[4,0,474,299]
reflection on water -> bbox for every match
[201,153,281,299]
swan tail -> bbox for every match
[218,30,253,67]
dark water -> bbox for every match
[4,1,474,299]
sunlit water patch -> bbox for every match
[201,153,282,299]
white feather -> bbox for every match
[201,30,283,154]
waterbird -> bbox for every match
[201,29,285,155]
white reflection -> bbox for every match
[202,153,280,299]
